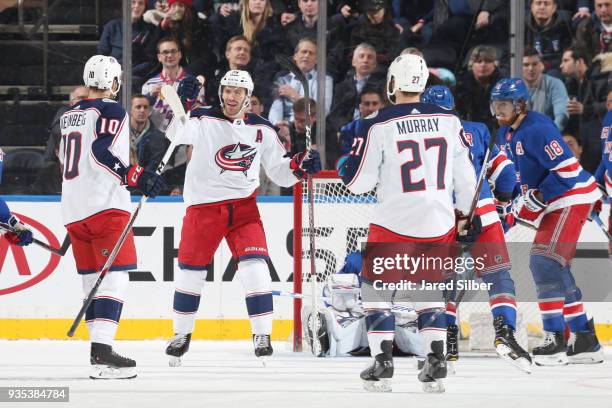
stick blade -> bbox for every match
[275,55,308,85]
[160,85,187,125]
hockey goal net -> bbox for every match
[292,171,543,352]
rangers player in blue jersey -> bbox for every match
[491,78,603,366]
[593,109,612,256]
[0,148,33,247]
[421,85,532,372]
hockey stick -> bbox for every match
[0,221,64,256]
[67,85,185,337]
[272,290,332,303]
[275,54,321,355]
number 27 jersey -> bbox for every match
[59,98,132,225]
[341,103,477,238]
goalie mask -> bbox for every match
[386,54,429,104]
[83,55,122,97]
[218,69,254,116]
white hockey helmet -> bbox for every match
[83,55,122,96]
[218,69,254,114]
[386,54,429,104]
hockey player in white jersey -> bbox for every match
[59,55,167,379]
[339,54,479,393]
[164,70,321,365]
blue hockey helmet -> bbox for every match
[421,85,455,110]
[490,77,529,103]
[490,78,529,125]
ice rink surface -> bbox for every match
[0,340,610,408]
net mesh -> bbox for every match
[297,174,543,351]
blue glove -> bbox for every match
[290,149,321,179]
[456,214,482,248]
[339,251,362,274]
[125,165,167,198]
[177,75,201,109]
[336,154,349,177]
[4,215,33,246]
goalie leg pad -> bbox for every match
[482,269,517,329]
[82,271,129,345]
[173,268,206,334]
[238,259,273,334]
[364,309,395,356]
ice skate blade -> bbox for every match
[422,379,445,393]
[258,356,268,367]
[168,356,182,367]
[362,379,391,392]
[568,348,604,364]
[534,352,569,366]
[495,344,532,374]
[90,365,136,380]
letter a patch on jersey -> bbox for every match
[255,129,263,143]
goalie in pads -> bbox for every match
[301,252,423,358]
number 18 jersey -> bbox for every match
[59,98,132,225]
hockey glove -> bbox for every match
[456,213,482,249]
[338,251,363,275]
[512,189,547,227]
[290,149,322,179]
[177,74,201,111]
[495,199,515,232]
[335,154,349,177]
[4,215,33,246]
[125,165,167,198]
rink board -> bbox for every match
[0,196,611,342]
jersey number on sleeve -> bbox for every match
[397,138,447,192]
[63,131,82,180]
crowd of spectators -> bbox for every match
[31,0,612,195]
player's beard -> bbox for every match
[496,112,518,126]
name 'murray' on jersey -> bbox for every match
[396,117,440,135]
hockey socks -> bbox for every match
[83,272,128,345]
[172,268,206,334]
[482,269,517,329]
[238,259,273,335]
[364,310,395,356]
[530,256,589,333]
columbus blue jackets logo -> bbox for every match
[215,143,257,176]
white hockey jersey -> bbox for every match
[165,106,300,206]
[59,98,132,225]
[341,103,477,238]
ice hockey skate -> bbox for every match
[418,340,447,393]
[90,342,136,379]
[253,334,273,366]
[533,331,569,366]
[493,316,532,373]
[567,319,604,364]
[360,340,393,392]
[166,333,192,367]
